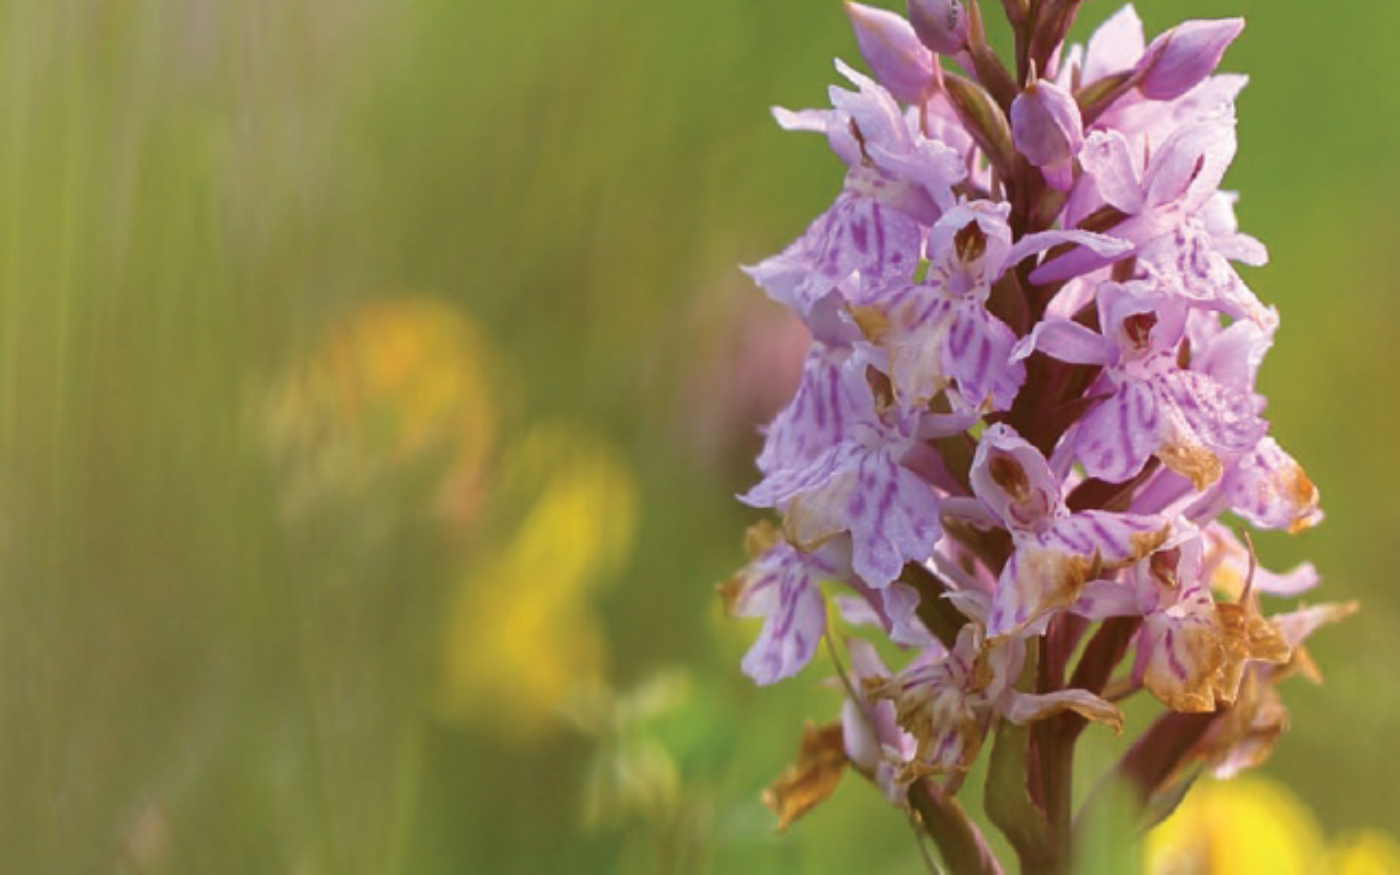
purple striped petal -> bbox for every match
[850,281,957,408]
[1076,380,1162,484]
[732,541,831,685]
[1154,371,1268,488]
[943,304,1025,411]
[744,443,942,588]
[1220,438,1322,533]
[758,347,865,476]
[1041,511,1170,566]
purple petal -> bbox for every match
[943,303,1025,411]
[1137,18,1245,103]
[1076,381,1161,484]
[734,542,831,685]
[1007,227,1134,272]
[1083,4,1146,84]
[851,281,958,408]
[1221,438,1322,533]
[1041,510,1169,565]
[1011,79,1084,183]
[1013,317,1110,366]
[845,2,936,105]
[758,347,865,476]
[1141,118,1237,214]
[747,443,942,588]
[1078,129,1145,214]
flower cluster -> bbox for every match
[723,1,1353,868]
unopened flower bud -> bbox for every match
[1010,79,1083,190]
[908,0,968,56]
[1137,18,1245,102]
[845,2,936,104]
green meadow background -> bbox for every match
[0,0,1392,871]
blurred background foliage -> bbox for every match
[0,0,1394,871]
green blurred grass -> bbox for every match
[0,0,1395,871]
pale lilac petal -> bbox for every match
[1270,602,1359,651]
[842,638,916,769]
[773,106,835,134]
[836,594,883,629]
[1073,580,1145,620]
[1001,688,1123,731]
[832,58,911,151]
[1041,510,1170,566]
[817,183,926,291]
[1221,437,1322,533]
[842,452,944,586]
[1137,18,1245,103]
[1142,118,1237,213]
[1012,318,1110,366]
[746,444,942,588]
[881,582,937,647]
[1076,381,1162,483]
[851,281,957,408]
[845,2,936,105]
[1006,227,1134,270]
[773,106,862,166]
[1083,4,1146,84]
[735,543,831,684]
[1200,523,1320,597]
[927,201,1015,291]
[1031,213,1172,283]
[1253,562,1321,598]
[758,348,864,476]
[1154,371,1268,483]
[1139,223,1274,327]
[944,304,1025,411]
[1201,191,1269,266]
[1011,80,1084,185]
[988,545,1095,637]
[868,138,966,213]
[914,408,981,440]
[1078,129,1145,214]
[1189,314,1273,392]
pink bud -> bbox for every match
[1010,80,1083,190]
[845,2,936,104]
[1137,18,1245,102]
[907,0,968,56]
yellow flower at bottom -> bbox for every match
[438,427,638,739]
[1325,830,1400,875]
[1146,775,1323,875]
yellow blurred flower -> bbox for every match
[261,296,500,525]
[1325,831,1400,874]
[1146,775,1323,874]
[438,426,639,739]
[1145,775,1400,875]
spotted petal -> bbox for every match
[743,443,942,588]
[758,348,865,476]
[726,538,833,685]
[1221,437,1322,533]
